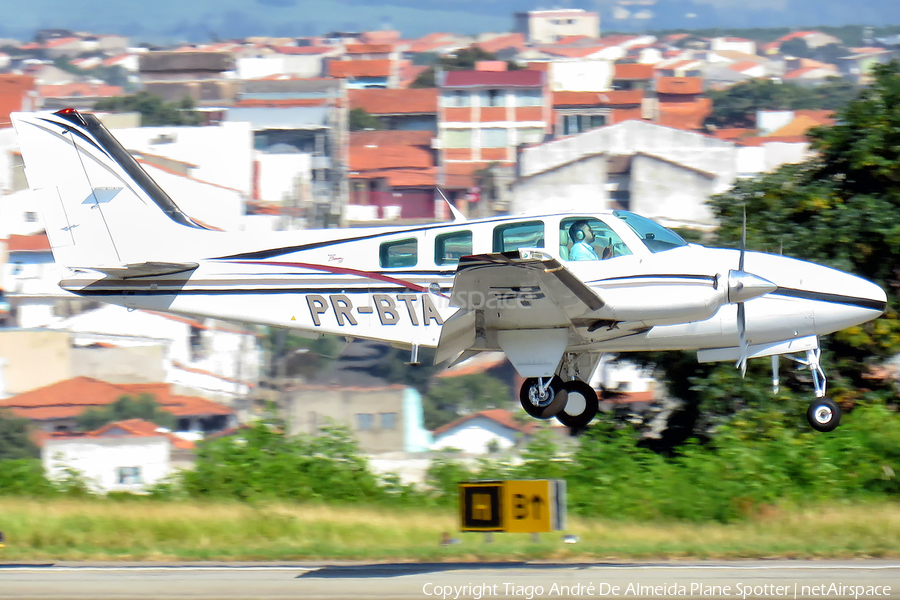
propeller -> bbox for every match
[727,208,776,376]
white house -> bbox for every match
[49,305,260,403]
[431,409,535,454]
[42,418,195,493]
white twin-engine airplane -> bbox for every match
[11,109,888,432]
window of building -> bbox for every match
[481,128,508,148]
[563,114,608,136]
[560,217,633,261]
[518,127,545,144]
[493,221,544,252]
[442,90,471,107]
[516,90,543,107]
[442,128,473,149]
[435,230,472,265]
[380,412,397,430]
[11,263,22,275]
[24,211,37,223]
[356,413,374,431]
[117,467,142,485]
[482,89,505,107]
[380,238,418,268]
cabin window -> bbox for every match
[380,238,418,268]
[613,210,688,253]
[435,230,472,265]
[560,217,632,261]
[493,221,544,253]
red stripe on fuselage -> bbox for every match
[228,260,441,294]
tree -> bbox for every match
[348,107,384,131]
[94,92,202,126]
[422,373,511,430]
[706,78,860,129]
[76,394,176,431]
[0,410,38,460]
[410,46,503,89]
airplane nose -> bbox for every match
[808,271,887,335]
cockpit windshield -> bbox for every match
[613,211,688,253]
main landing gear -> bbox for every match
[519,353,601,430]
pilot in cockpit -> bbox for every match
[568,220,600,261]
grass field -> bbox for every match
[0,499,898,561]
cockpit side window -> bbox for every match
[493,221,544,253]
[613,211,688,253]
[560,217,633,261]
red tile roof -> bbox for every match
[443,70,543,88]
[349,88,437,115]
[6,233,50,252]
[433,409,536,436]
[273,46,334,55]
[613,63,654,80]
[360,30,401,45]
[553,90,643,107]
[657,98,713,130]
[45,37,80,49]
[399,64,429,88]
[329,59,392,79]
[345,44,394,54]
[49,418,194,450]
[39,83,124,98]
[656,76,703,95]
[538,46,607,59]
[350,144,434,171]
[475,33,526,54]
[0,376,234,422]
[727,61,761,73]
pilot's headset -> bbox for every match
[570,221,589,242]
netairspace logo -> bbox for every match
[421,581,893,599]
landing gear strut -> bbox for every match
[519,376,566,419]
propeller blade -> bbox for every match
[738,206,746,272]
[735,302,748,377]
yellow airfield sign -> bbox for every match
[459,480,566,533]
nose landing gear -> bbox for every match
[784,347,841,432]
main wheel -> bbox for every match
[520,376,566,419]
[807,398,841,432]
[555,380,599,429]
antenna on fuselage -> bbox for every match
[437,188,467,223]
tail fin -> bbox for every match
[11,108,214,269]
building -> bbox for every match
[229,78,348,226]
[138,52,238,105]
[284,384,432,454]
[42,419,195,493]
[0,376,237,435]
[2,233,70,329]
[514,9,600,45]
[0,75,37,128]
[431,409,535,454]
[552,90,644,137]
[514,119,808,228]
[348,88,438,131]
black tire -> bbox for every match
[807,398,841,432]
[520,376,566,419]
[556,380,599,429]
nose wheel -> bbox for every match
[807,398,841,432]
[555,380,599,430]
[519,376,566,419]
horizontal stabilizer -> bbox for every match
[76,262,199,279]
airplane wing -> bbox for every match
[435,251,609,365]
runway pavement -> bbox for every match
[0,560,897,599]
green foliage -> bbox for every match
[0,460,56,496]
[410,46,501,89]
[181,421,385,502]
[348,107,384,132]
[76,394,176,432]
[707,78,859,128]
[422,373,511,430]
[94,92,202,126]
[0,410,38,460]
